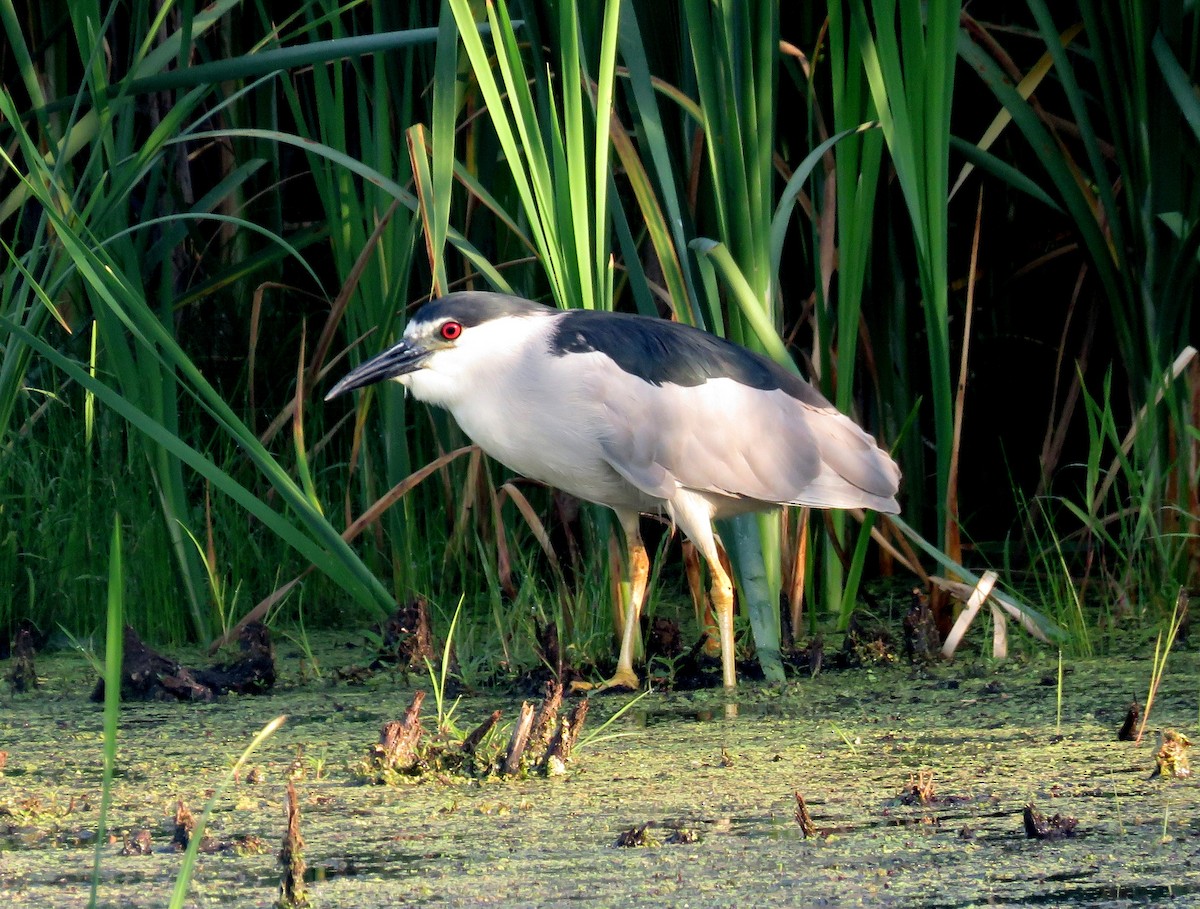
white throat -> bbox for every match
[400,313,552,411]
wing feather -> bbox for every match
[593,370,900,513]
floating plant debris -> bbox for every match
[614,821,699,848]
[360,682,589,782]
[1151,730,1192,779]
[120,829,152,856]
[8,625,38,692]
[899,769,937,806]
[1023,804,1078,840]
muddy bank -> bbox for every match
[2,638,1198,907]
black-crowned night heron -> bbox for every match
[326,291,901,689]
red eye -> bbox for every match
[440,320,463,341]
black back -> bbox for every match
[550,309,831,408]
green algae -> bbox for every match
[2,636,1199,907]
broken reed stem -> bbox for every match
[1056,650,1064,737]
[461,709,502,757]
[1096,347,1197,506]
[527,681,563,765]
[277,781,308,908]
[503,702,536,776]
[945,189,984,564]
[363,681,588,780]
[541,699,590,774]
[794,791,816,838]
[901,770,936,806]
[788,508,809,643]
[373,690,426,773]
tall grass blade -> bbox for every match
[445,0,617,311]
[853,0,961,543]
[681,0,790,676]
[88,514,124,909]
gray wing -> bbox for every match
[595,372,901,513]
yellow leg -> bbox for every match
[708,554,736,689]
[670,494,738,688]
[596,510,647,691]
[684,541,721,657]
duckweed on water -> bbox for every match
[2,634,1199,907]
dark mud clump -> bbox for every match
[8,625,38,692]
[614,822,700,847]
[840,612,897,667]
[1117,701,1141,741]
[783,635,824,677]
[903,588,942,662]
[171,800,197,850]
[1023,803,1079,840]
[91,622,275,702]
[120,829,152,856]
[170,798,270,855]
[646,617,683,663]
[514,618,589,693]
[372,597,433,670]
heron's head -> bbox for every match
[324,292,552,406]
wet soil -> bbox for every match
[2,637,1199,907]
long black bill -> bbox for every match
[324,341,430,401]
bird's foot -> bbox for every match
[570,667,640,694]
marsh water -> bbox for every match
[2,636,1199,907]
